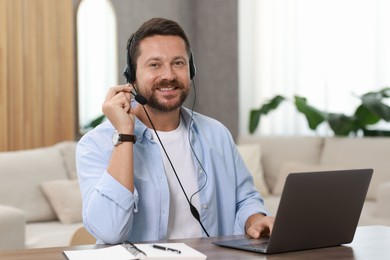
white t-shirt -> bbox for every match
[151,118,202,239]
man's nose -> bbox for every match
[160,65,176,80]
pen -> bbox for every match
[153,244,181,254]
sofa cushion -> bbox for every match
[0,146,69,222]
[262,195,281,217]
[375,182,390,218]
[273,162,349,195]
[237,143,269,196]
[320,137,390,199]
[0,205,26,250]
[358,199,390,226]
[55,141,78,179]
[25,221,83,248]
[41,179,82,224]
[238,136,323,191]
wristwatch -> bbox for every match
[112,131,136,146]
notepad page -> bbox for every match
[64,245,142,260]
[64,243,206,260]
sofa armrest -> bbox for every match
[375,182,390,218]
[0,205,26,250]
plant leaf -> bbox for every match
[294,96,326,130]
[361,94,390,122]
[249,95,285,133]
[379,87,390,97]
[249,109,262,134]
[84,114,106,130]
[363,129,390,136]
[354,105,380,127]
[328,113,357,136]
[362,87,390,98]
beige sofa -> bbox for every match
[0,142,82,250]
[237,136,390,227]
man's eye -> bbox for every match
[174,61,185,66]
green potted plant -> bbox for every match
[249,87,390,136]
[81,114,106,134]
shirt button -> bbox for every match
[198,169,203,176]
[202,204,208,209]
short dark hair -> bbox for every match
[127,18,191,70]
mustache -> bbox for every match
[152,79,184,89]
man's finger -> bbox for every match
[104,84,133,102]
[248,225,264,239]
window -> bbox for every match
[239,0,390,136]
[77,0,118,133]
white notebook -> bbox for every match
[64,242,207,260]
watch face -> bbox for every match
[112,131,120,146]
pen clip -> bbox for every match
[123,242,147,258]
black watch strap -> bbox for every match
[119,134,137,144]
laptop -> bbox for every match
[213,168,373,254]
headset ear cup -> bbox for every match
[189,52,196,79]
[128,62,136,83]
[123,63,135,83]
[124,34,136,83]
[123,65,130,82]
[123,58,136,83]
[123,64,135,83]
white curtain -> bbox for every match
[239,0,390,136]
[77,0,118,132]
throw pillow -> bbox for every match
[237,143,269,196]
[40,179,82,224]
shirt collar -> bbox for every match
[133,104,195,143]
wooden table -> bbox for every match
[1,226,389,259]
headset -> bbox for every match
[123,34,196,84]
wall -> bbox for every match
[191,1,238,139]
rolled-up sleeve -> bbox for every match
[76,128,138,244]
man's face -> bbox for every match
[135,35,191,112]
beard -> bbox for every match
[138,79,189,112]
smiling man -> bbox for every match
[76,17,274,245]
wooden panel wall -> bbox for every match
[0,0,76,151]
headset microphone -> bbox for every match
[131,90,147,105]
[134,94,147,105]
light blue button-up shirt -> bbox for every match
[76,106,269,244]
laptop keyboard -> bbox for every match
[242,241,269,252]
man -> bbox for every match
[76,17,274,245]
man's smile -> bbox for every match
[158,87,177,91]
